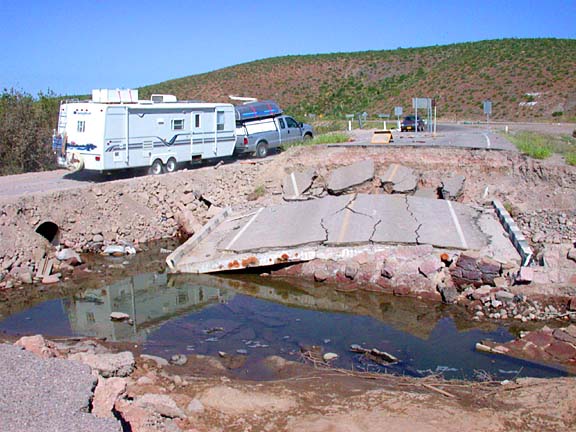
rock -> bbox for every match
[493,276,508,288]
[135,394,185,419]
[42,274,61,284]
[515,267,533,284]
[93,377,127,418]
[175,206,203,237]
[110,312,130,321]
[114,399,154,432]
[495,290,515,303]
[18,270,33,284]
[471,286,492,300]
[69,351,135,377]
[186,399,205,414]
[14,335,60,359]
[344,262,359,279]
[169,354,188,366]
[439,285,459,304]
[102,245,126,256]
[323,352,338,361]
[314,268,329,282]
[93,234,104,243]
[56,248,83,265]
[137,376,156,385]
[206,205,223,218]
[140,354,169,367]
[418,257,441,278]
[567,297,576,312]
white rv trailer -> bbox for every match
[52,89,237,173]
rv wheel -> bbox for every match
[255,142,268,158]
[165,158,177,173]
[150,159,165,175]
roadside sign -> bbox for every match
[483,100,492,115]
[394,106,403,117]
[378,114,390,118]
[345,114,355,119]
[412,98,431,109]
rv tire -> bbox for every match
[165,158,177,173]
[150,159,165,175]
[255,142,268,158]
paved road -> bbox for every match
[343,124,517,151]
[170,193,518,273]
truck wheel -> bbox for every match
[165,158,177,173]
[303,133,313,141]
[150,159,164,175]
[255,142,268,158]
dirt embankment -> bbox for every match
[0,145,575,292]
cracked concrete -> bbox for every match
[171,193,518,273]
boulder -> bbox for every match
[14,335,60,359]
[69,351,135,378]
[135,394,185,419]
[93,377,127,418]
[56,248,83,265]
[440,175,465,200]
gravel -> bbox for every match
[0,344,121,432]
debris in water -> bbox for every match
[349,344,399,364]
[323,352,338,362]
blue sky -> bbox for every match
[1,0,574,95]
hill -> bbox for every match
[140,38,576,121]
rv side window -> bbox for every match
[278,118,286,129]
[77,120,85,133]
[171,119,184,130]
[216,111,225,131]
[194,114,201,128]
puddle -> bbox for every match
[0,251,568,381]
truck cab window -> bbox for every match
[278,118,286,129]
[286,117,298,128]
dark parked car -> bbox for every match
[400,115,425,132]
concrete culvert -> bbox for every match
[35,221,60,244]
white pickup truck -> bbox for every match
[235,114,314,158]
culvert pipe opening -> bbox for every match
[35,221,60,244]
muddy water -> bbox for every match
[0,244,567,381]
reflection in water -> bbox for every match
[64,273,234,342]
[0,270,568,380]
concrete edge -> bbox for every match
[175,244,391,274]
[492,200,533,266]
[166,207,232,271]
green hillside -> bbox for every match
[140,38,576,120]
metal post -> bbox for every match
[415,103,418,135]
[433,105,437,135]
[348,120,352,131]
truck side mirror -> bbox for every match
[299,122,303,128]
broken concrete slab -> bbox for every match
[323,196,377,245]
[282,169,316,201]
[440,175,465,200]
[406,196,487,250]
[380,164,419,194]
[221,195,353,252]
[327,160,375,195]
[168,193,516,274]
[414,187,438,199]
